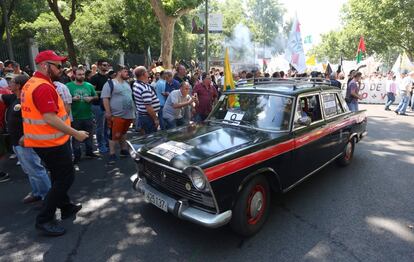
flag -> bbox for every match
[304,35,312,44]
[356,36,366,64]
[147,46,152,67]
[224,48,236,107]
[325,63,333,76]
[263,59,268,73]
[391,53,414,73]
[306,55,316,66]
[285,17,306,73]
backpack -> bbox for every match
[100,79,115,110]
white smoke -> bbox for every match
[225,23,288,73]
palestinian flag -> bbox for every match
[356,36,366,64]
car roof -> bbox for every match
[224,78,341,96]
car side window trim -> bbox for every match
[320,91,350,120]
[292,92,324,131]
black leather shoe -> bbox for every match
[35,221,66,237]
[61,203,82,219]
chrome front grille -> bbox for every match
[142,159,216,211]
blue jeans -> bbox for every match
[163,117,185,130]
[158,106,166,130]
[194,113,208,123]
[347,101,359,112]
[385,92,395,109]
[396,93,410,114]
[138,115,157,134]
[92,105,109,151]
[13,146,51,199]
[411,93,414,110]
[71,119,94,159]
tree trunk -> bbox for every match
[0,0,17,43]
[47,0,77,66]
[61,22,77,66]
[160,18,176,69]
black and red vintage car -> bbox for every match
[128,79,367,236]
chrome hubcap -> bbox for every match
[249,191,263,218]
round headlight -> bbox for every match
[190,169,206,190]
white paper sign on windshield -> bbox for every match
[224,111,245,123]
[148,141,193,162]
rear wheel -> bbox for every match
[337,137,355,166]
[230,175,270,237]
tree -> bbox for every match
[0,0,17,40]
[148,0,203,68]
[246,0,285,46]
[312,0,414,65]
[344,0,414,59]
[47,0,80,65]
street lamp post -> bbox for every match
[205,0,209,72]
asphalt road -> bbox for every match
[1,104,414,262]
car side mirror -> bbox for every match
[297,116,311,126]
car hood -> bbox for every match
[133,122,272,170]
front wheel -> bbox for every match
[230,175,270,237]
[337,137,355,166]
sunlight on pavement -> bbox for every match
[304,241,331,260]
[366,216,414,243]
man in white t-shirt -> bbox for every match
[163,82,197,129]
[395,71,414,115]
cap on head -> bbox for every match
[35,50,67,64]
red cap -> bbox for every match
[35,50,67,64]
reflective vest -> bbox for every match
[21,76,70,148]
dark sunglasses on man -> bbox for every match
[47,62,62,70]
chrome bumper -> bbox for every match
[130,174,232,228]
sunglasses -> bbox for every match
[47,62,63,70]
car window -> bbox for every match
[335,93,344,114]
[322,93,344,118]
[209,94,293,131]
[293,94,322,128]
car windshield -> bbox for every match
[209,93,293,131]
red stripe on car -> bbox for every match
[204,117,357,182]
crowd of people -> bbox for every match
[1,49,413,237]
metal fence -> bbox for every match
[0,41,31,67]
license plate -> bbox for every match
[144,190,168,212]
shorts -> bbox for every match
[109,117,132,141]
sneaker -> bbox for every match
[98,147,109,154]
[394,110,399,115]
[85,152,99,158]
[16,161,20,166]
[107,154,117,165]
[120,149,129,158]
[0,172,10,183]
[22,193,42,204]
[9,154,17,159]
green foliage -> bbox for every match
[7,0,288,65]
[246,0,285,45]
[312,0,414,65]
[161,0,203,16]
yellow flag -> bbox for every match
[306,55,316,66]
[224,48,236,107]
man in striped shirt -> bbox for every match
[132,66,160,134]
